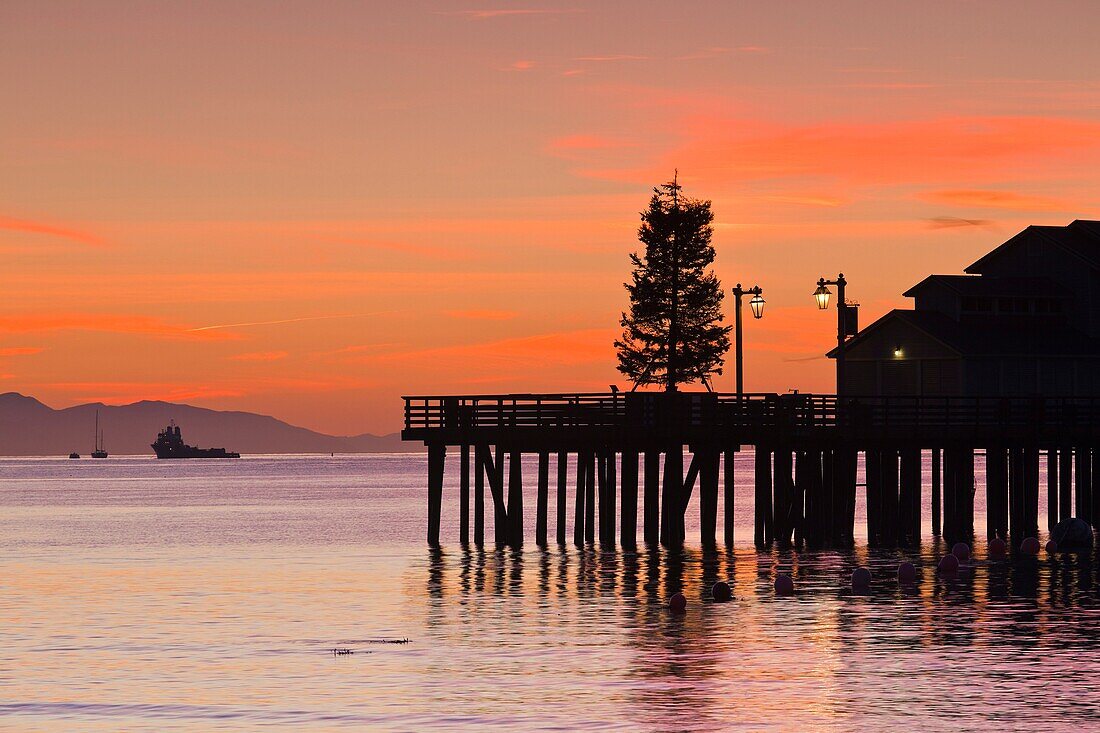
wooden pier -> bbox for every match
[402,392,1100,549]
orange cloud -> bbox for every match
[510,60,535,71]
[918,189,1074,211]
[230,351,289,361]
[0,346,43,356]
[364,328,617,368]
[0,215,105,248]
[445,309,519,320]
[0,314,234,340]
[45,382,246,403]
[574,115,1100,186]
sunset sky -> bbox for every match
[4,1,1100,435]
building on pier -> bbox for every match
[833,220,1100,397]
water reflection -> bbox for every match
[417,541,1100,729]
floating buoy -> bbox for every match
[988,537,1008,559]
[1020,536,1041,555]
[1045,539,1058,553]
[951,542,970,563]
[851,567,872,589]
[937,553,960,573]
[669,592,687,614]
[774,573,794,596]
[897,561,917,584]
[712,581,732,602]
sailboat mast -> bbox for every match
[95,409,99,451]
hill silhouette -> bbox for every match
[0,393,417,456]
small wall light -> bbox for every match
[893,345,903,358]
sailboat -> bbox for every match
[91,409,108,458]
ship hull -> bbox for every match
[151,444,241,459]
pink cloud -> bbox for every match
[0,215,105,248]
[573,115,1100,186]
[918,188,1075,211]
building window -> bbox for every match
[961,296,992,313]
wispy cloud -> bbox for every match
[449,8,583,19]
[919,189,1074,211]
[574,115,1100,186]
[0,215,106,248]
[925,217,995,229]
[229,351,289,361]
[0,314,232,340]
[0,346,43,356]
[445,309,519,320]
[187,312,387,332]
[509,60,535,70]
[575,54,648,63]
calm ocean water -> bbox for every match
[2,452,1099,731]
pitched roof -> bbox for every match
[828,309,1100,358]
[902,274,1068,299]
[965,220,1100,274]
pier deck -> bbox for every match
[402,392,1100,549]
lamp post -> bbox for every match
[732,283,765,395]
[814,273,848,397]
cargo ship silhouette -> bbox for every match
[152,421,240,459]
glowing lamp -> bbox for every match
[814,283,832,310]
[893,346,903,358]
[749,293,766,319]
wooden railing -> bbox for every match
[403,392,1100,434]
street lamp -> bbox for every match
[732,283,765,395]
[814,274,851,397]
[749,292,766,320]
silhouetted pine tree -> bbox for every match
[616,175,731,391]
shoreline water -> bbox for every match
[2,454,1097,731]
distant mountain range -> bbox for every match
[0,393,419,456]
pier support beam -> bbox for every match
[899,448,921,546]
[536,451,549,546]
[574,451,588,546]
[880,449,899,547]
[489,447,506,546]
[584,451,596,544]
[773,449,794,547]
[427,443,446,547]
[1076,447,1092,525]
[803,450,824,549]
[556,451,567,545]
[754,447,772,548]
[598,450,616,546]
[986,447,1008,541]
[699,449,720,548]
[474,445,487,545]
[1024,446,1040,538]
[835,448,858,547]
[661,447,684,547]
[507,451,523,546]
